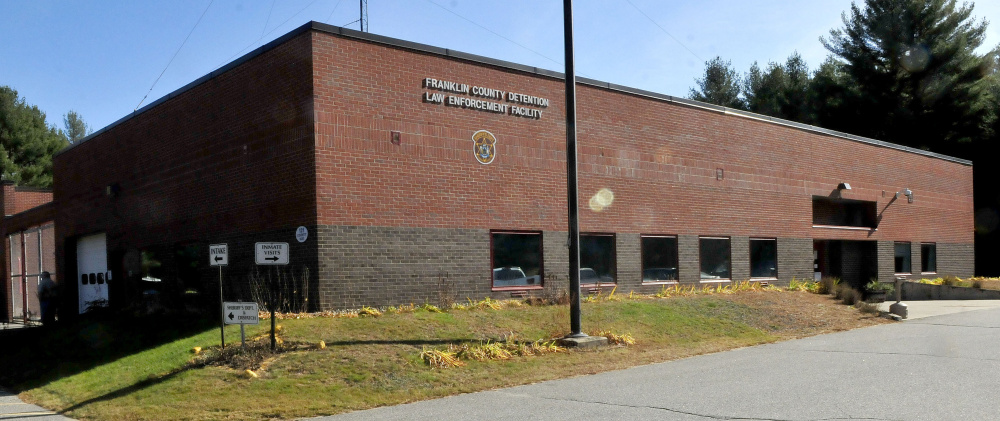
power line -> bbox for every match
[219,0,325,69]
[622,0,703,63]
[326,0,345,23]
[135,0,215,111]
[261,0,277,38]
[420,0,565,69]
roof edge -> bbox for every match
[60,21,973,166]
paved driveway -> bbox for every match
[0,389,65,420]
[318,305,1000,421]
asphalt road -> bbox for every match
[317,306,1000,421]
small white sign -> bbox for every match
[209,244,228,267]
[296,226,308,243]
[255,242,289,265]
[224,302,259,325]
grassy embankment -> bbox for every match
[1,284,887,420]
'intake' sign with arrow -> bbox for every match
[255,242,289,265]
[209,244,228,266]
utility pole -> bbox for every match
[563,0,585,339]
[359,0,368,32]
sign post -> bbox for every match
[223,302,260,347]
[210,244,229,348]
[255,242,289,350]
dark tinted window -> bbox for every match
[581,234,615,285]
[894,242,911,273]
[813,196,877,228]
[491,232,542,288]
[700,237,731,280]
[921,243,936,273]
[642,236,678,282]
[750,239,777,278]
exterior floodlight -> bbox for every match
[837,182,851,190]
[903,188,913,203]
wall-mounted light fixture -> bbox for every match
[903,188,913,203]
[837,182,851,190]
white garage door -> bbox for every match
[77,233,109,314]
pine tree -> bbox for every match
[0,86,70,187]
[744,52,815,124]
[689,57,746,110]
[820,0,996,157]
[63,110,91,143]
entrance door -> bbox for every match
[77,233,109,314]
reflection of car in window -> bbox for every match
[492,266,540,287]
[701,263,729,279]
[643,267,677,282]
[580,268,614,285]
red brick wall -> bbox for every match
[2,183,53,217]
[311,31,973,245]
[51,31,317,316]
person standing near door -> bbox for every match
[38,271,57,326]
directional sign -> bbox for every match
[224,302,259,325]
[209,244,228,266]
[255,242,289,265]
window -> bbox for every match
[750,239,777,279]
[641,235,678,283]
[700,237,731,280]
[491,231,543,288]
[921,243,937,273]
[581,233,616,286]
[894,242,911,274]
[812,196,877,228]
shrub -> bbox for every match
[941,275,962,286]
[836,284,861,305]
[597,331,636,346]
[973,280,984,289]
[864,279,894,295]
[818,277,841,295]
[856,301,880,315]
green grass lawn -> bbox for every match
[1,290,883,420]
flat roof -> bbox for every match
[63,21,972,166]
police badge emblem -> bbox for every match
[472,130,496,164]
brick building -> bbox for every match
[2,182,56,322]
[3,22,974,320]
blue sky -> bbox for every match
[2,0,998,133]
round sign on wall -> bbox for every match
[295,226,308,243]
[472,130,496,164]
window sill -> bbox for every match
[921,272,937,275]
[750,277,778,281]
[491,285,544,292]
[699,279,731,284]
[642,281,679,286]
[581,283,617,288]
[812,225,876,231]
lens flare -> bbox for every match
[588,188,615,212]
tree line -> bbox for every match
[0,85,90,188]
[689,0,997,161]
[688,0,1000,275]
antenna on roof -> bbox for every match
[360,0,368,32]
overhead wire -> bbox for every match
[420,0,565,69]
[325,0,345,23]
[261,0,277,38]
[218,0,325,69]
[135,0,215,111]
[622,0,703,63]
